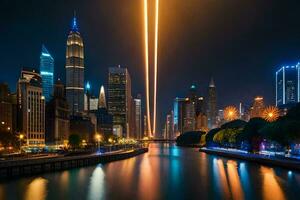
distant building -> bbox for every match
[276,65,300,107]
[17,69,45,147]
[143,115,148,138]
[65,14,85,116]
[84,82,98,112]
[173,97,187,136]
[45,80,70,145]
[40,45,54,102]
[0,83,13,133]
[207,78,217,129]
[196,113,208,132]
[107,66,132,138]
[250,96,265,118]
[133,95,142,139]
[165,111,174,139]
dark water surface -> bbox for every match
[0,143,300,200]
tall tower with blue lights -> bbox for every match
[65,13,85,115]
[40,45,54,102]
[276,64,300,107]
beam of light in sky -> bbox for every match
[144,0,152,136]
[153,0,159,136]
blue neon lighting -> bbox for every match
[40,71,53,76]
[86,82,91,90]
[42,53,51,57]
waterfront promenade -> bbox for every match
[200,147,300,171]
[0,147,148,179]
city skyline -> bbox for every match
[2,0,300,132]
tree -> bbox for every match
[213,128,242,148]
[205,128,221,147]
[239,118,268,152]
[68,134,80,148]
[176,131,205,146]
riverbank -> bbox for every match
[200,147,300,171]
[0,147,148,179]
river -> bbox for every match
[0,143,299,200]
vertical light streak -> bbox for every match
[153,0,159,135]
[144,0,152,136]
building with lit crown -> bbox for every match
[65,14,85,116]
[40,45,54,102]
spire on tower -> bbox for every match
[209,77,215,87]
[71,11,79,32]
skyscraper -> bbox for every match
[17,69,45,147]
[207,78,217,129]
[40,45,54,102]
[107,66,132,138]
[98,85,106,109]
[250,96,265,118]
[276,65,300,106]
[173,97,187,135]
[133,95,142,139]
[65,14,84,116]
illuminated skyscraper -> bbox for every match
[107,66,132,138]
[250,96,265,118]
[98,85,106,109]
[276,65,300,106]
[207,78,217,129]
[173,97,187,135]
[17,69,45,146]
[65,14,84,116]
[40,45,54,102]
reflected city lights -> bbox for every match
[25,177,48,200]
[87,165,105,200]
[227,160,244,200]
[261,167,285,200]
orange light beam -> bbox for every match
[153,0,159,136]
[144,0,152,136]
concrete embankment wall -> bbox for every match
[200,148,300,171]
[0,148,148,179]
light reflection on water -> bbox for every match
[0,143,299,200]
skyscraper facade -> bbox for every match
[65,15,85,116]
[276,65,300,106]
[133,95,142,139]
[107,66,132,138]
[0,83,13,133]
[173,97,187,136]
[17,69,45,147]
[207,78,217,129]
[40,45,54,102]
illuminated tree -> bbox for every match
[224,106,239,121]
[262,106,279,122]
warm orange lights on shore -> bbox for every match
[262,106,279,122]
[224,106,239,121]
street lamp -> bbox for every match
[19,134,24,152]
[95,133,102,150]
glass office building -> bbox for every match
[40,45,54,102]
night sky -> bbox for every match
[1,0,300,132]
